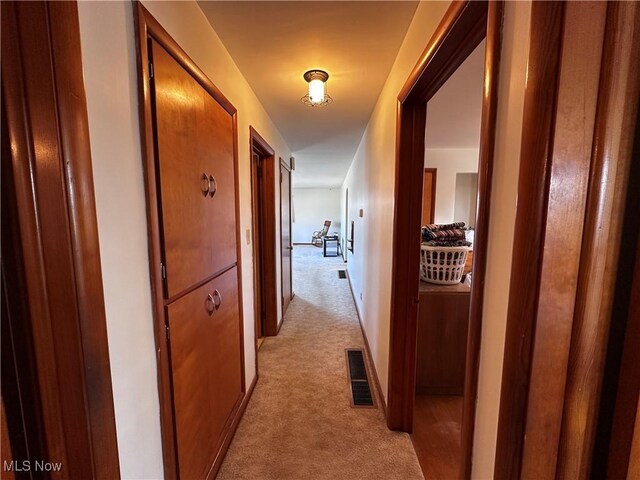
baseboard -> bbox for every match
[345,270,387,415]
[208,374,258,478]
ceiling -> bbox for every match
[425,40,485,149]
[198,1,419,188]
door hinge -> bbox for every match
[280,171,283,184]
[149,61,154,79]
[165,323,170,340]
[161,263,166,280]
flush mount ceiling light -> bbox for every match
[301,70,333,107]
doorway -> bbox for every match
[386,1,502,478]
[250,127,279,349]
[280,157,293,315]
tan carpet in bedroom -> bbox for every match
[217,245,424,480]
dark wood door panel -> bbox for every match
[167,267,242,479]
[151,39,237,298]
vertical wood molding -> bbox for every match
[519,2,607,478]
[1,1,119,476]
[494,2,565,478]
[557,2,640,477]
[460,1,502,477]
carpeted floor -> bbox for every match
[217,245,424,480]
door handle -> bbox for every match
[208,175,217,198]
[200,173,210,196]
[205,294,215,315]
[212,289,222,310]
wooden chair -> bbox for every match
[311,220,331,247]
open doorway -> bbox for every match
[411,37,485,479]
[387,2,502,479]
[250,127,279,350]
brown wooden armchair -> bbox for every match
[312,220,331,247]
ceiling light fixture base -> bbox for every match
[301,69,333,107]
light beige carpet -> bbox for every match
[217,246,423,480]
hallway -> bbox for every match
[217,246,423,479]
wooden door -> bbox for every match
[421,168,437,225]
[151,39,237,298]
[280,161,293,314]
[252,152,264,344]
[167,267,242,480]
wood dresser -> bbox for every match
[416,278,470,395]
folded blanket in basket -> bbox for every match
[421,222,471,247]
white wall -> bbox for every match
[292,188,341,244]
[341,1,532,478]
[424,148,479,224]
[454,173,479,228]
[78,1,291,477]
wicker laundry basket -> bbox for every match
[420,245,470,285]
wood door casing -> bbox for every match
[421,168,437,225]
[152,39,237,299]
[167,267,243,480]
[280,159,293,314]
[249,127,279,337]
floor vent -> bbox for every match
[338,270,347,279]
[346,349,375,408]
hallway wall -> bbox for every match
[341,1,532,478]
[77,1,291,476]
[292,188,342,244]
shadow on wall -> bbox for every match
[292,187,342,243]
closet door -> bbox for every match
[151,39,237,298]
[167,267,242,479]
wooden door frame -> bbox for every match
[493,2,640,478]
[386,2,503,479]
[250,127,279,337]
[1,1,119,476]
[279,157,294,313]
[134,5,247,478]
[422,167,437,225]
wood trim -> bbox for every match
[422,168,437,224]
[346,271,387,414]
[387,3,501,479]
[605,234,640,478]
[459,2,502,477]
[493,3,565,477]
[1,1,119,476]
[134,4,247,477]
[495,2,640,478]
[518,3,607,478]
[250,127,279,337]
[279,157,293,315]
[556,2,640,477]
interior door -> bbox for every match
[151,39,237,298]
[280,162,293,313]
[422,168,437,225]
